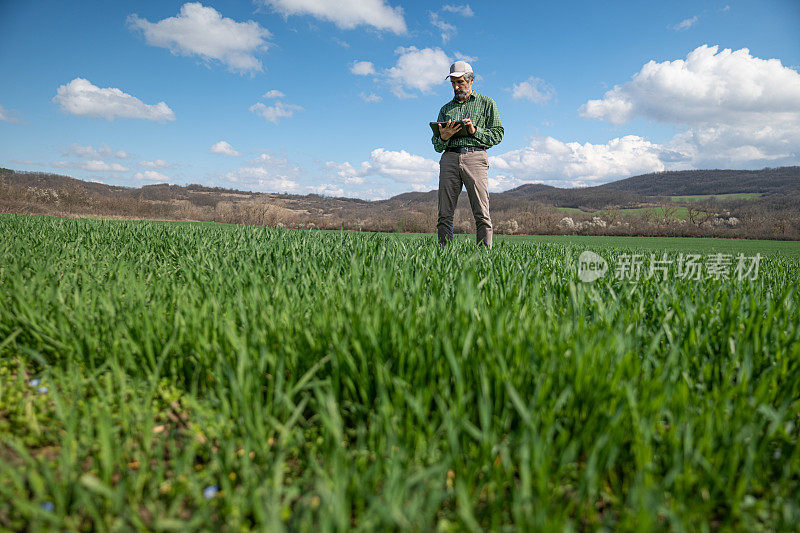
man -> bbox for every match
[432,60,503,249]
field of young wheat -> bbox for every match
[1,214,798,531]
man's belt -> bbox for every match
[446,146,485,153]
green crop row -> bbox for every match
[1,214,798,531]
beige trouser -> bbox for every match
[437,150,492,248]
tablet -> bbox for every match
[429,120,470,138]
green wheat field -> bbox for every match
[1,214,798,531]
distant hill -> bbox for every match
[0,170,264,207]
[593,167,800,196]
[495,183,643,209]
[2,165,799,240]
[498,183,556,198]
[0,170,131,196]
[377,190,437,206]
[3,166,799,207]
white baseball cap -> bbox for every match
[446,60,473,80]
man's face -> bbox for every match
[450,75,473,100]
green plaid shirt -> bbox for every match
[431,91,504,152]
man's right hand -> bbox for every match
[439,120,462,141]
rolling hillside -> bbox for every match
[3,166,799,207]
[593,167,800,196]
[2,166,799,239]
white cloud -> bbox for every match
[221,150,303,193]
[309,183,345,196]
[442,4,474,16]
[209,141,242,156]
[670,15,699,31]
[510,77,555,103]
[140,159,172,168]
[579,45,800,166]
[53,160,130,172]
[0,104,21,123]
[360,92,382,103]
[365,149,439,183]
[328,148,439,185]
[429,12,456,42]
[250,152,294,167]
[53,78,175,122]
[358,187,390,200]
[667,125,799,167]
[260,0,406,34]
[386,46,451,98]
[134,170,171,182]
[452,51,477,63]
[127,3,272,74]
[62,143,131,159]
[223,169,299,192]
[250,101,303,124]
[489,135,667,186]
[326,161,365,184]
[487,173,525,191]
[219,151,396,199]
[429,4,472,43]
[580,45,800,126]
[219,151,398,199]
[350,60,375,76]
[262,89,285,98]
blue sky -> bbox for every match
[1,0,799,199]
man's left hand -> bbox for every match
[462,118,477,135]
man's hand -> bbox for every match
[462,118,477,135]
[438,120,462,141]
